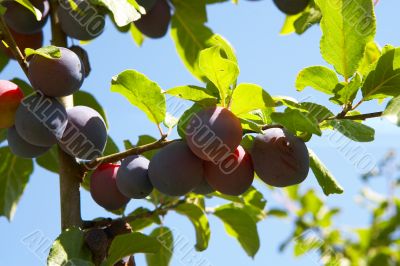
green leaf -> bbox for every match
[177,103,203,139]
[0,129,7,144]
[128,207,161,232]
[293,7,322,34]
[175,203,210,251]
[111,70,166,124]
[36,146,59,173]
[309,149,344,196]
[383,95,400,126]
[208,34,238,64]
[271,109,322,136]
[163,112,179,129]
[146,227,173,266]
[74,91,109,128]
[129,23,144,47]
[15,0,42,20]
[315,0,376,79]
[199,46,240,104]
[358,41,381,77]
[300,102,334,122]
[329,119,375,142]
[136,135,158,160]
[95,0,140,27]
[104,232,161,266]
[361,46,400,101]
[330,74,361,105]
[170,0,212,81]
[47,228,92,266]
[0,49,9,72]
[242,187,267,210]
[10,78,34,96]
[0,147,33,220]
[295,66,339,95]
[231,83,274,115]
[25,46,61,59]
[214,204,260,257]
[166,85,218,106]
[103,136,119,156]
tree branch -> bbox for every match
[49,0,83,230]
[328,111,383,121]
[85,137,176,170]
[0,16,29,75]
[82,199,186,229]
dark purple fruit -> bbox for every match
[251,128,310,187]
[148,141,204,196]
[186,107,242,163]
[205,146,254,196]
[134,0,171,38]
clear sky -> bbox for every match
[1,1,400,265]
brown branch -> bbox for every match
[327,111,383,121]
[0,16,29,75]
[85,137,177,170]
[48,0,83,230]
[82,199,186,229]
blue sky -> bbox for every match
[1,1,400,265]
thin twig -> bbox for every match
[0,17,28,75]
[327,111,383,121]
[85,137,176,169]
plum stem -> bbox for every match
[0,16,29,75]
[49,0,84,230]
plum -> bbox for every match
[28,47,84,97]
[134,0,171,38]
[57,0,105,40]
[116,155,153,199]
[3,0,49,34]
[205,146,254,196]
[185,107,242,163]
[90,163,130,210]
[69,45,91,78]
[273,0,309,15]
[7,126,51,158]
[15,93,68,147]
[59,106,107,161]
[0,29,43,59]
[192,178,215,195]
[0,80,24,128]
[148,141,204,196]
[251,128,310,187]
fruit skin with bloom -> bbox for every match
[59,106,108,161]
[205,146,254,196]
[134,0,171,38]
[148,141,204,196]
[116,155,153,199]
[273,0,310,15]
[90,163,130,211]
[0,80,24,129]
[7,126,50,158]
[28,47,84,97]
[251,128,310,187]
[185,107,243,163]
[3,0,50,34]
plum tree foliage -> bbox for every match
[0,0,399,265]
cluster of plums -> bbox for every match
[0,46,107,159]
[90,107,310,211]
